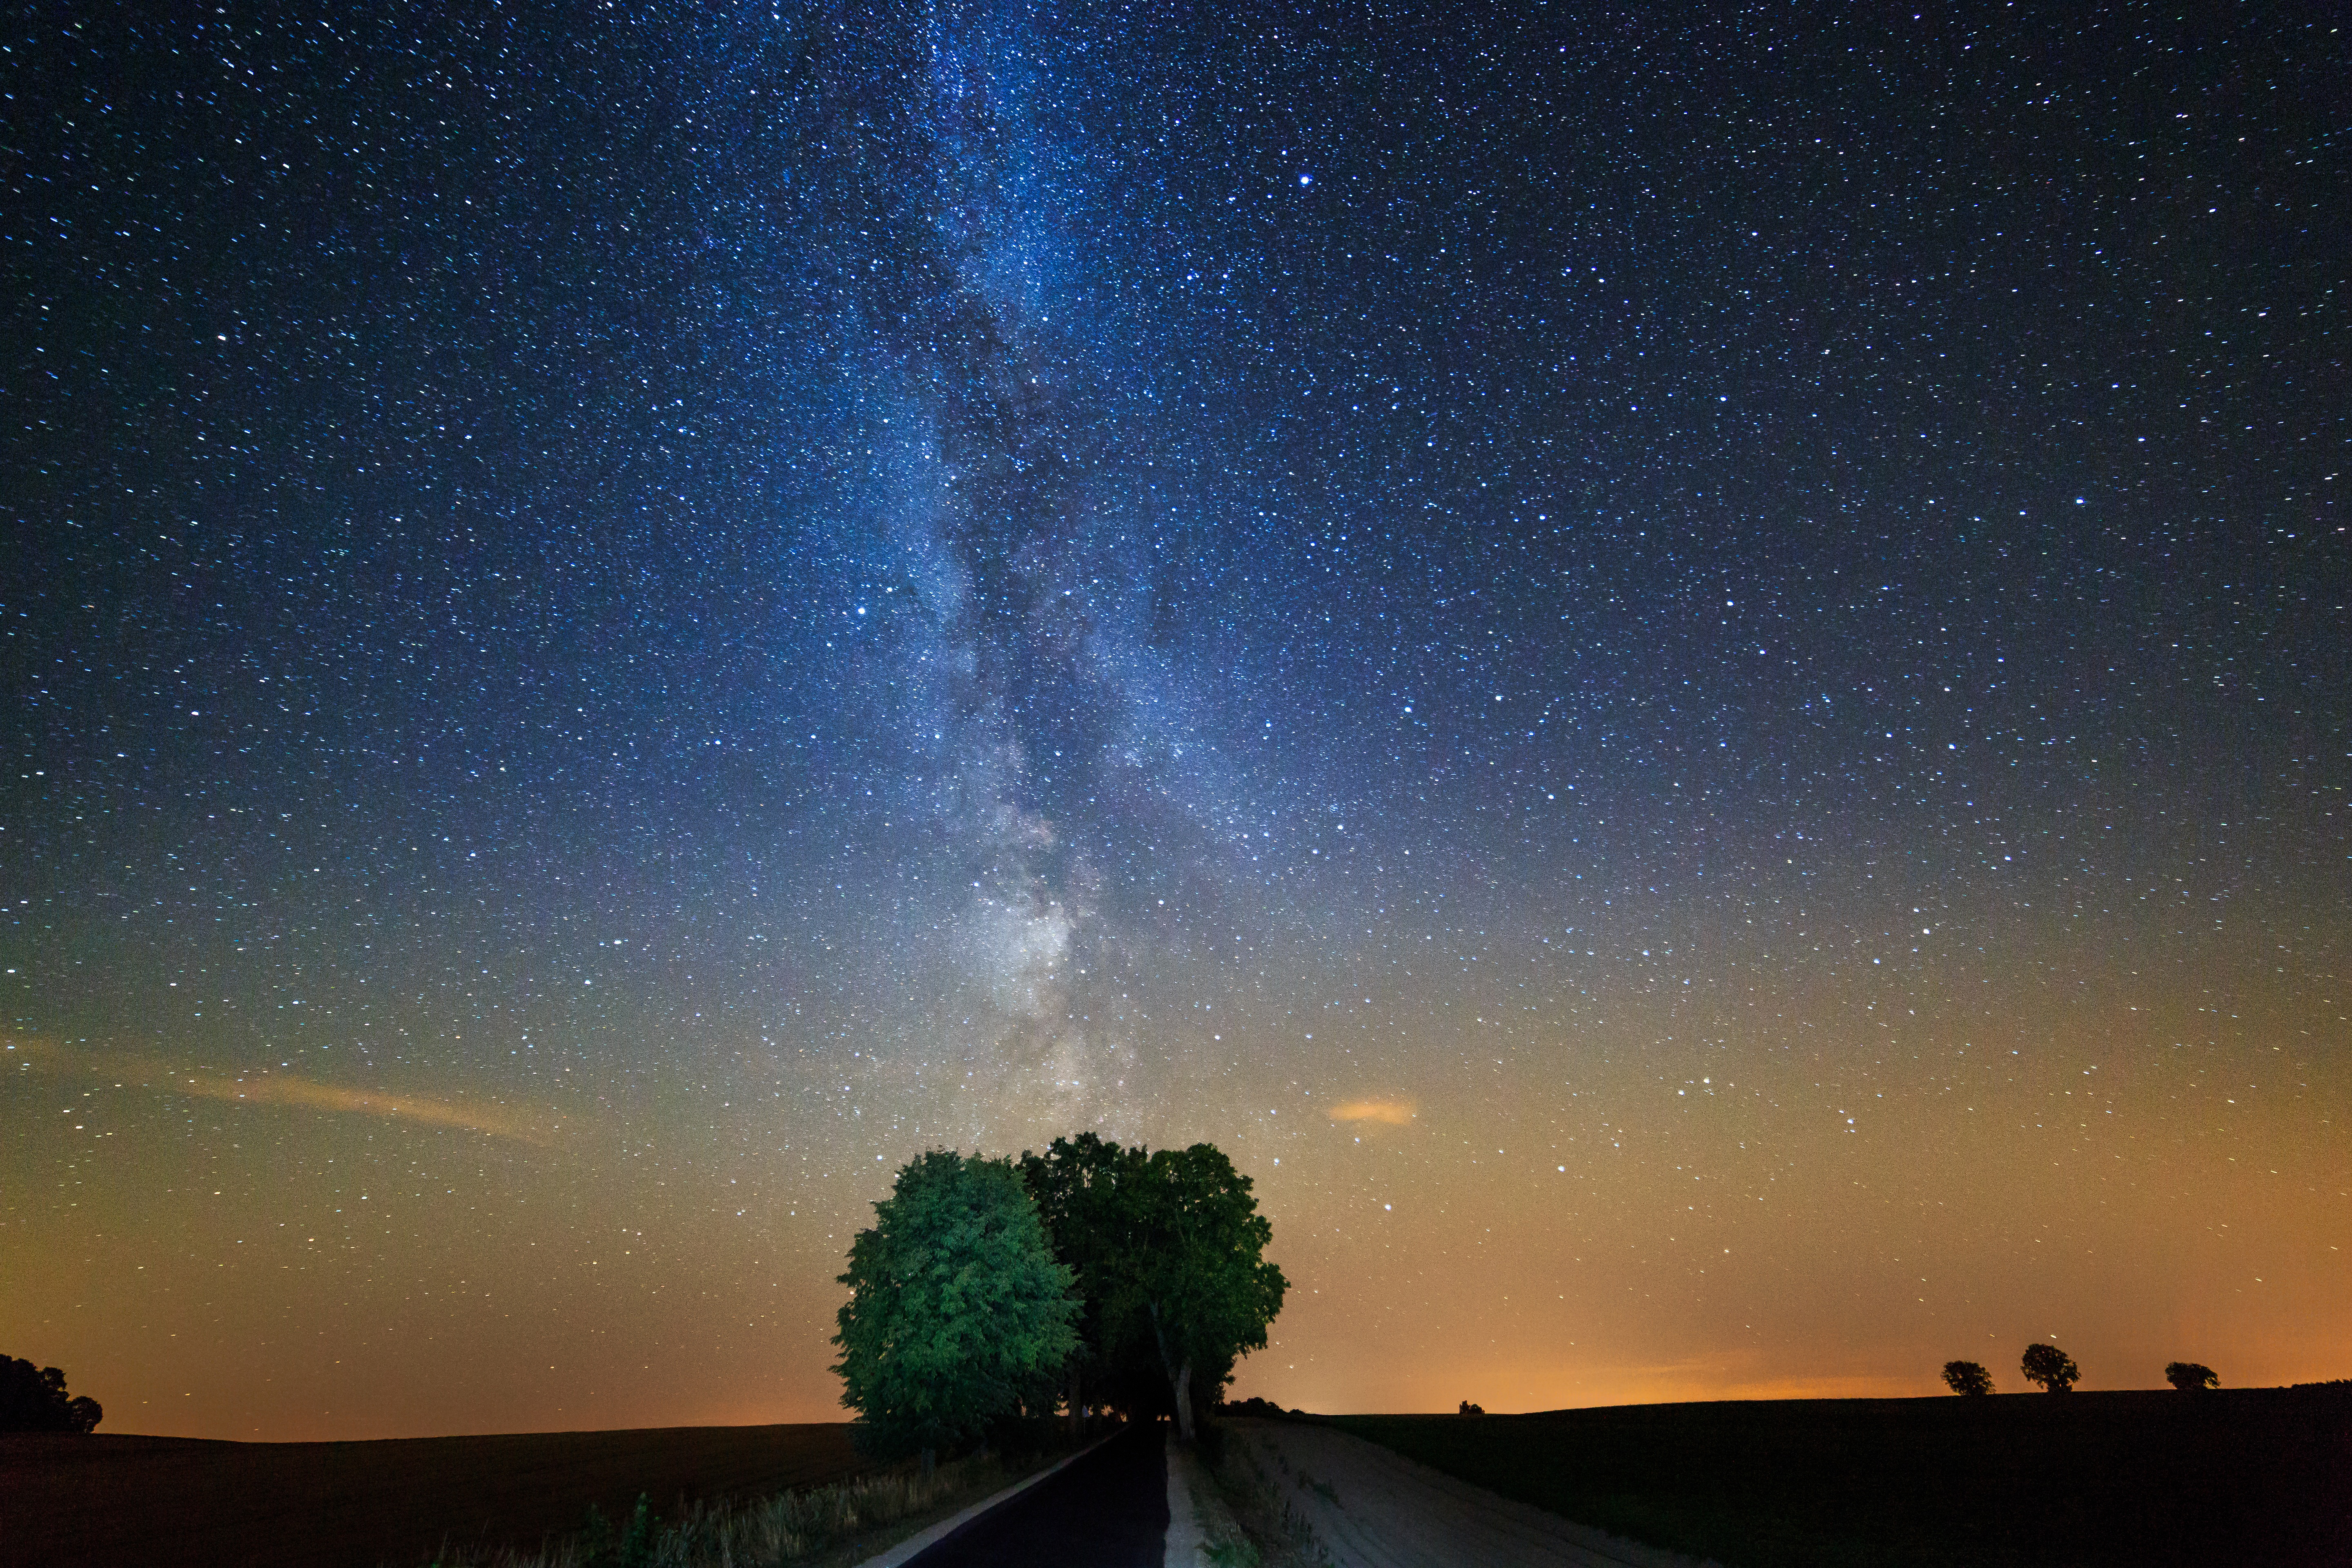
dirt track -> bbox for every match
[1225,1420,1712,1568]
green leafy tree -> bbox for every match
[1942,1360,1994,1396]
[2165,1360,2218,1391]
[1133,1143,1287,1441]
[2020,1343,2080,1393]
[833,1150,1081,1466]
[1018,1131,1146,1428]
[1025,1137,1286,1443]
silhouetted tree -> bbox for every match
[1458,1400,1486,1415]
[1019,1131,1146,1430]
[2165,1360,2219,1391]
[0,1356,101,1433]
[2020,1343,2080,1393]
[1021,1136,1287,1444]
[1942,1360,1994,1396]
[833,1150,1080,1468]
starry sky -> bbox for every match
[4,1,2345,1441]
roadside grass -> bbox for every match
[1335,1386,2352,1568]
[419,1443,1071,1568]
[1200,1423,1334,1568]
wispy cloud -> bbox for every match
[174,1071,557,1143]
[1330,1098,1416,1126]
[9,1038,557,1144]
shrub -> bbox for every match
[2165,1361,2218,1391]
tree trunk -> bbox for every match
[1068,1364,1084,1439]
[1147,1298,1197,1444]
[1172,1358,1194,1443]
[920,1446,935,1480]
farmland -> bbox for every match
[0,1421,866,1568]
[1336,1387,2352,1568]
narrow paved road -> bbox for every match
[903,1423,1169,1568]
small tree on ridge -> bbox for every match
[2020,1343,2080,1393]
[2165,1360,2218,1391]
[1942,1360,1994,1396]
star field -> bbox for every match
[3,1,2345,1437]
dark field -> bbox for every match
[0,1421,867,1568]
[1337,1387,2352,1568]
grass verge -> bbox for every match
[1198,1423,1332,1568]
[419,1443,1075,1568]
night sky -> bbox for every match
[4,2,2345,1441]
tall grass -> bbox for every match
[423,1450,1026,1568]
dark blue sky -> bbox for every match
[5,1,2344,1435]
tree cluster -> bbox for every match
[831,1136,1287,1457]
[1945,1348,2224,1394]
[0,1356,102,1433]
[1020,1134,1287,1443]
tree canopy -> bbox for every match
[1941,1360,1994,1396]
[2020,1343,2080,1393]
[2165,1360,2219,1391]
[1022,1135,1287,1441]
[832,1150,1080,1461]
[0,1356,101,1433]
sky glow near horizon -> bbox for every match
[3,2,2345,1440]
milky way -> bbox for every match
[4,3,2344,1438]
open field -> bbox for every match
[1335,1387,2352,1568]
[0,1421,866,1568]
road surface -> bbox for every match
[901,1422,1169,1568]
[1225,1419,1717,1568]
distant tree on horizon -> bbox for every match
[1942,1360,1995,1396]
[1458,1399,1486,1415]
[2165,1360,2219,1391]
[832,1150,1080,1470]
[2021,1343,2080,1393]
[0,1356,101,1433]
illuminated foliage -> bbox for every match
[833,1151,1080,1461]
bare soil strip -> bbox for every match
[1224,1419,1715,1568]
